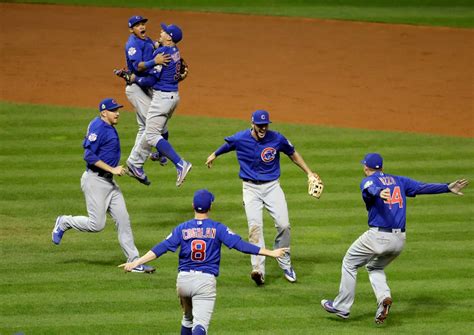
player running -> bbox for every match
[119,189,287,334]
[206,110,321,285]
[52,98,155,273]
[321,153,469,324]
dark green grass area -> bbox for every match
[4,0,474,28]
[0,102,473,334]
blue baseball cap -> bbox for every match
[161,23,182,43]
[99,98,123,112]
[193,189,215,213]
[361,153,383,169]
[251,110,271,125]
[128,15,148,28]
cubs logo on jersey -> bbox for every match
[261,147,277,162]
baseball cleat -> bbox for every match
[52,216,66,245]
[131,264,156,273]
[284,267,297,283]
[176,160,192,187]
[375,297,392,324]
[149,152,168,166]
[320,299,350,319]
[250,271,265,286]
[126,162,151,186]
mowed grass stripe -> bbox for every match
[0,102,472,334]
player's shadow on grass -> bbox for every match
[62,258,118,266]
[399,294,448,319]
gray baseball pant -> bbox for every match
[125,84,153,166]
[333,228,406,313]
[243,179,292,275]
[127,90,179,167]
[177,271,217,333]
[59,170,140,262]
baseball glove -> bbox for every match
[308,174,324,199]
[178,58,189,81]
[114,68,133,85]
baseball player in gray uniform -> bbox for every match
[321,153,469,324]
[118,15,172,184]
[126,23,192,187]
[206,110,321,285]
[51,98,154,273]
[119,189,287,334]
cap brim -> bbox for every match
[108,104,123,110]
[160,23,168,32]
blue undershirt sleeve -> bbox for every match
[232,240,261,255]
[416,183,449,195]
[136,75,157,87]
[151,240,172,258]
[214,142,233,156]
[83,149,100,165]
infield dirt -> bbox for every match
[0,4,472,137]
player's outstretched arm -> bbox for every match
[448,179,469,195]
[259,247,289,258]
[118,250,157,272]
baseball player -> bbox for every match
[321,153,469,324]
[51,98,154,273]
[205,110,321,285]
[126,23,192,187]
[119,189,287,334]
[119,15,172,185]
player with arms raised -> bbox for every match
[321,153,469,324]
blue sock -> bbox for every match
[156,138,181,165]
[192,325,206,335]
[180,325,192,335]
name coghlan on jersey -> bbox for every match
[182,227,217,240]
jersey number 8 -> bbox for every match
[191,239,207,261]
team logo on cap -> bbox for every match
[260,114,267,121]
[101,104,106,110]
[261,147,276,162]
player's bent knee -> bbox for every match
[145,133,163,147]
[192,325,206,335]
[89,218,106,232]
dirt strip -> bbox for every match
[0,4,472,137]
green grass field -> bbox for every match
[0,102,472,334]
[4,0,474,27]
